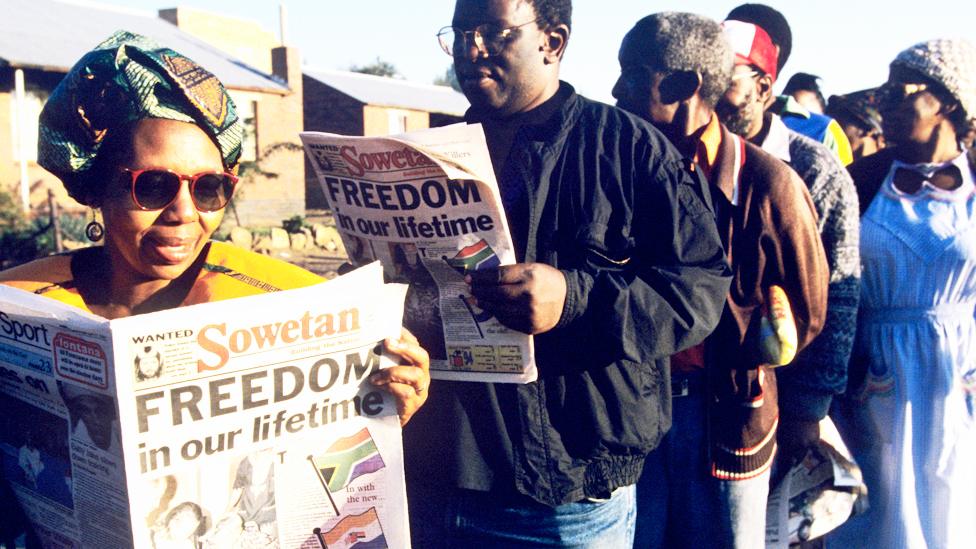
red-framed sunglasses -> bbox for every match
[121,168,239,212]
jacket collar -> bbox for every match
[711,123,747,205]
[690,113,723,176]
[464,81,582,147]
[776,95,812,119]
[760,113,792,163]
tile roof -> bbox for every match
[0,0,288,92]
[305,68,469,116]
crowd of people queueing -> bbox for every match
[1,1,975,548]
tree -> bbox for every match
[433,65,461,92]
[349,57,400,78]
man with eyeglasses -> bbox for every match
[725,4,854,167]
[403,1,733,547]
[716,21,861,545]
[612,13,828,548]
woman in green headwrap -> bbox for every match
[0,31,429,422]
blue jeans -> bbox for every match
[635,373,769,549]
[717,469,770,549]
[408,485,636,548]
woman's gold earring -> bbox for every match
[85,210,104,242]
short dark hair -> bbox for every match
[727,4,791,73]
[783,72,822,95]
[527,0,572,30]
[783,72,826,110]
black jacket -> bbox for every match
[402,85,731,505]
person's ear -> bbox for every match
[659,71,701,104]
[542,24,570,63]
[756,73,775,104]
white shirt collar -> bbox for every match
[760,113,791,163]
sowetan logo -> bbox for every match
[196,308,360,371]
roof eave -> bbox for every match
[0,59,291,94]
[363,101,466,117]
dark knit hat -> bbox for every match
[891,38,976,121]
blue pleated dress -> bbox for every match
[832,153,976,548]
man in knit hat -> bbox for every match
[613,13,828,548]
[831,38,976,549]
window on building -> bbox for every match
[9,88,47,163]
[237,99,258,162]
[388,110,409,134]
[229,91,259,162]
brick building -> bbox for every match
[302,69,468,208]
[0,0,305,226]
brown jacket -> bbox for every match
[705,125,830,479]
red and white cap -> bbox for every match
[722,20,779,82]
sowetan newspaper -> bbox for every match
[302,124,537,383]
[0,263,412,548]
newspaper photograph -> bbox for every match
[0,262,411,548]
[301,124,536,383]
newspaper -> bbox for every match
[0,262,411,549]
[301,124,536,383]
[765,418,866,547]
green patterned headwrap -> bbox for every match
[38,30,243,206]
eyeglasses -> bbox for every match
[437,19,540,58]
[731,69,761,81]
[121,168,238,212]
[879,81,930,105]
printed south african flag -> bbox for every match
[446,239,501,275]
[317,507,388,549]
[311,428,386,493]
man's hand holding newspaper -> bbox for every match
[466,264,568,335]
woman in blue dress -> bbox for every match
[831,39,976,549]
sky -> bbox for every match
[107,0,975,103]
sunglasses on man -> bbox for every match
[437,19,539,58]
[121,168,238,212]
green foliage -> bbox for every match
[56,212,88,243]
[350,57,400,78]
[0,188,24,230]
[0,190,44,265]
[282,214,307,234]
[1,189,32,264]
[0,188,87,267]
